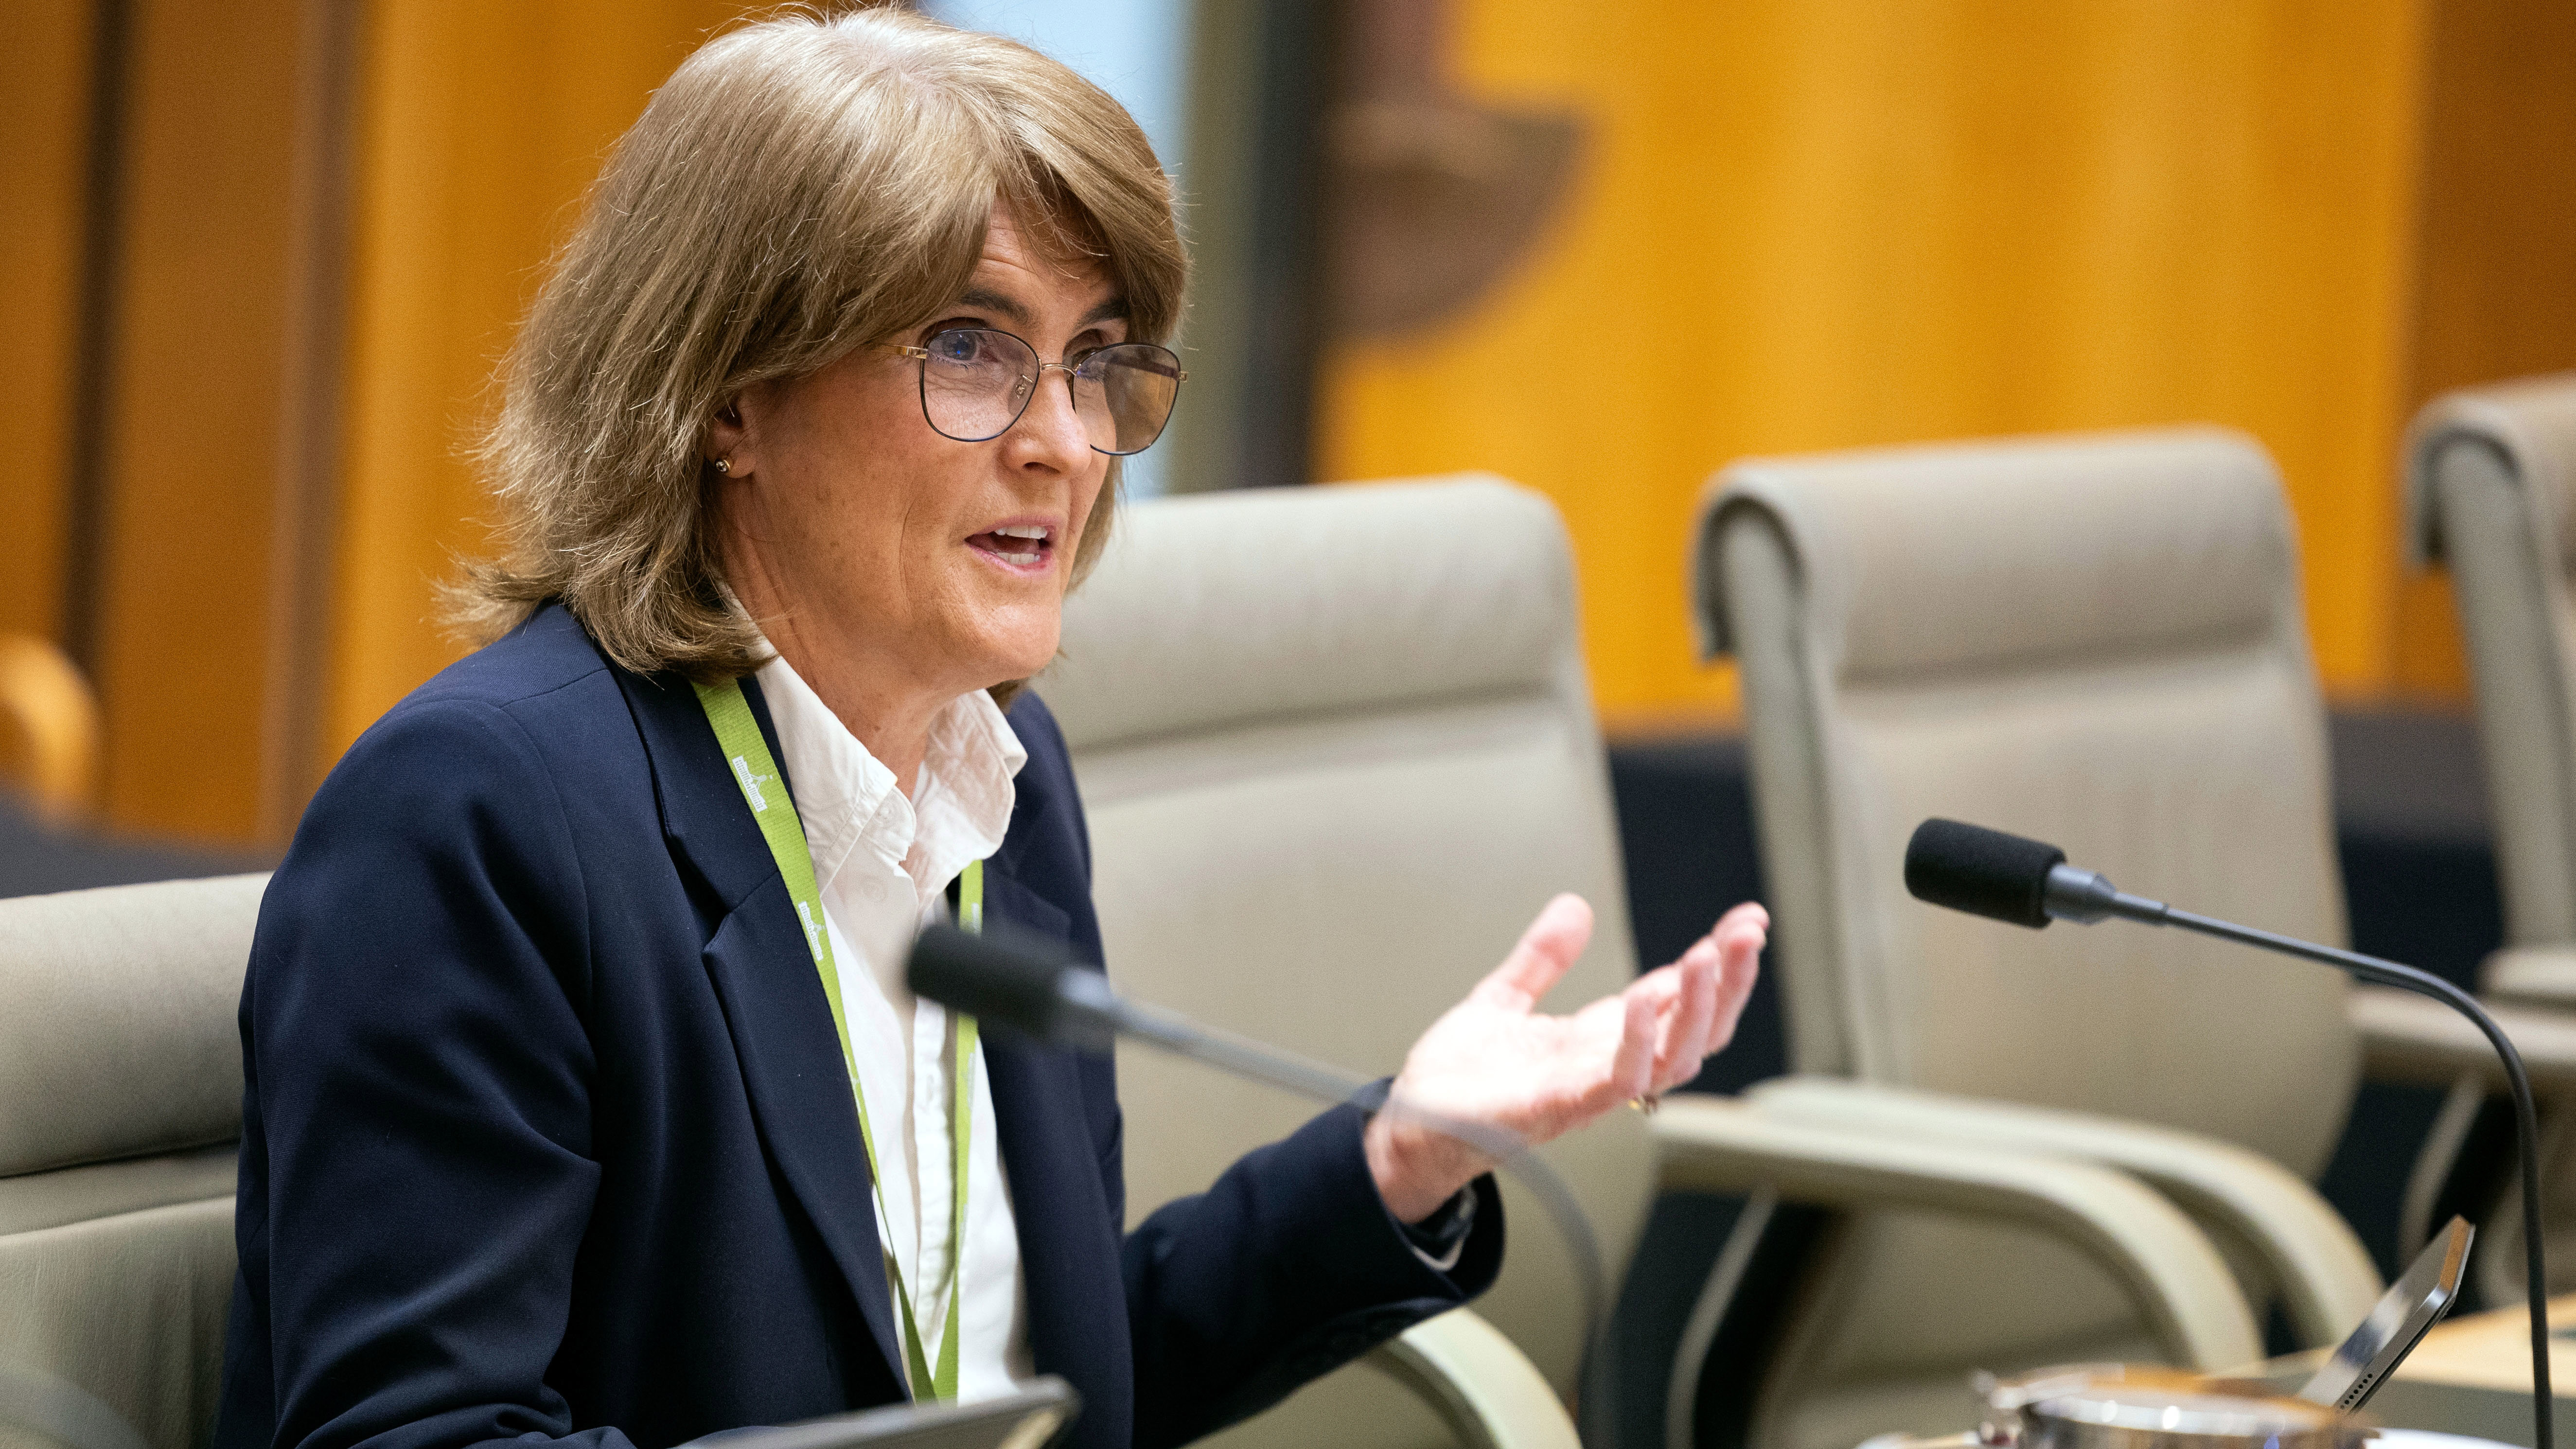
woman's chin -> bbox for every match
[952,621,1061,692]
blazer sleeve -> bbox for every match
[1002,692,1506,1449]
[230,698,627,1449]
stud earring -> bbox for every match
[714,458,733,476]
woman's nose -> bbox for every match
[1007,365,1093,471]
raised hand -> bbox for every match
[1361,894,1768,1222]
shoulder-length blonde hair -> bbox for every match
[448,5,1186,680]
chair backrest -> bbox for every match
[1694,429,2356,1449]
[2405,373,2576,949]
[1036,478,1648,1438]
[0,874,263,1449]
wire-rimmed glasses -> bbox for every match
[891,327,1186,457]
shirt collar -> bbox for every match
[747,642,1024,907]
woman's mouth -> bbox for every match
[968,524,1053,571]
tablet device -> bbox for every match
[2298,1216,2474,1412]
[679,1378,1077,1449]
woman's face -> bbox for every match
[710,201,1122,699]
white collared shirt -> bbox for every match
[752,649,1033,1399]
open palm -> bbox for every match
[1363,893,1768,1221]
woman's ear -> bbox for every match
[706,397,752,476]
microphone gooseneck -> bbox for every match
[910,925,1479,1122]
[1906,818,2554,1449]
[907,923,1621,1445]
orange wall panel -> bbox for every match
[0,0,92,644]
[27,0,2558,840]
[1319,0,2430,719]
[2390,0,2576,699]
[94,0,301,838]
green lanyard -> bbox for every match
[694,678,983,1402]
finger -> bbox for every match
[1623,960,1685,1015]
[1663,903,1766,972]
[1654,938,1721,1093]
[1711,901,1769,958]
[1635,936,1710,1049]
[1606,986,1657,1107]
[1705,905,1768,1048]
[1645,903,1768,1083]
[1471,893,1595,1011]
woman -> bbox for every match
[218,11,1767,1449]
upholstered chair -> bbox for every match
[0,875,266,1449]
[1037,478,1616,1449]
[2404,374,2576,1304]
[1684,428,2533,1449]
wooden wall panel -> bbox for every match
[327,0,753,760]
[93,0,300,838]
[0,0,92,644]
[33,0,2555,838]
[1317,0,2432,720]
[2390,0,2576,698]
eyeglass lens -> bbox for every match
[917,329,1182,456]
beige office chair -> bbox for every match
[1682,427,2561,1449]
[0,874,265,1449]
[1040,477,2281,1449]
[1037,477,1619,1449]
[2403,373,2576,1303]
[2409,375,2576,982]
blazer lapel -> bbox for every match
[615,664,908,1391]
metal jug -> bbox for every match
[1860,1365,2372,1449]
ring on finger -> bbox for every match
[1628,1094,1661,1115]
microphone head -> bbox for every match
[1904,818,2067,929]
[908,923,1086,1041]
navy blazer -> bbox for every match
[218,604,1500,1449]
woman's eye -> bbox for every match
[930,331,983,364]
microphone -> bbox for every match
[908,922,1125,1054]
[908,923,1619,1441]
[1905,818,2554,1449]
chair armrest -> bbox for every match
[1364,1308,1581,1449]
[2351,984,2576,1094]
[1650,1096,2262,1369]
[2483,947,2576,1007]
[1743,1076,2380,1349]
